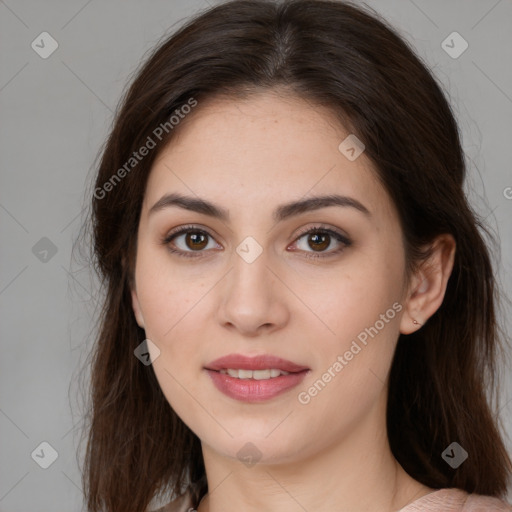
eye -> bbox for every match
[162,224,352,260]
[288,225,352,259]
[162,225,221,258]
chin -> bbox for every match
[200,429,307,467]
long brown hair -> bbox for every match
[80,1,512,510]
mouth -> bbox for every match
[218,368,292,379]
[204,353,310,402]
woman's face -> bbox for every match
[131,91,411,464]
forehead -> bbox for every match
[143,92,394,222]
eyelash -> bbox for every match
[162,224,352,260]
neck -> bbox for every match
[196,390,432,512]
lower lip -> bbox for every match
[205,369,309,402]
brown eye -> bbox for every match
[185,231,209,250]
[163,226,221,258]
[307,233,330,251]
[290,226,352,259]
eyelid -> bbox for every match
[163,223,217,243]
[291,223,351,244]
[287,224,352,259]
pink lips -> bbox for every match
[204,353,310,402]
[206,354,309,373]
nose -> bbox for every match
[216,247,290,337]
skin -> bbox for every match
[131,90,456,512]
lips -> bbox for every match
[205,353,309,373]
[204,353,310,402]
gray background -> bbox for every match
[1,0,511,510]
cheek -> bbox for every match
[293,275,401,439]
[135,263,213,428]
[135,243,207,331]
[292,258,404,346]
[290,252,404,410]
[138,283,206,362]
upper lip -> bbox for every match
[205,354,309,373]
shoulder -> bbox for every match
[151,487,512,512]
[463,492,512,511]
[148,489,195,512]
[400,488,512,511]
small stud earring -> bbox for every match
[413,319,423,326]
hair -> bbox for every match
[80,0,512,510]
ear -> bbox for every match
[131,287,145,329]
[400,234,456,334]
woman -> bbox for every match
[81,1,512,511]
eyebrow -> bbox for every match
[148,192,371,222]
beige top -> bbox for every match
[151,487,512,512]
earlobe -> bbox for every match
[131,288,145,329]
[399,234,456,335]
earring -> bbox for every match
[413,319,423,326]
